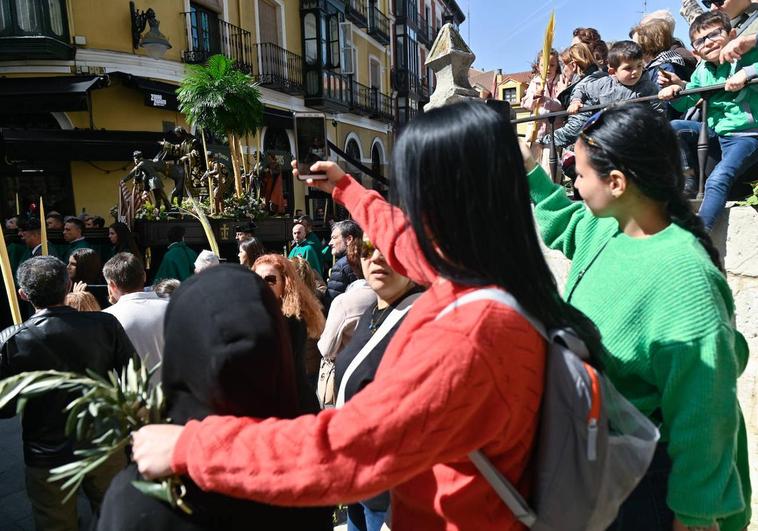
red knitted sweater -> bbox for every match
[172,175,546,530]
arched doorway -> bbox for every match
[345,137,363,184]
[371,141,385,192]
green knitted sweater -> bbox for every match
[528,165,751,529]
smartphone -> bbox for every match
[294,112,329,180]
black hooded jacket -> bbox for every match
[97,265,332,530]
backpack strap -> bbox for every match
[435,287,540,527]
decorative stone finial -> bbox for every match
[424,23,481,111]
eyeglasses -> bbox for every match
[691,28,726,50]
[360,240,378,259]
[263,274,278,286]
[578,110,606,150]
[702,0,725,8]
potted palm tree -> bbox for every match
[177,54,264,197]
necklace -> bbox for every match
[369,305,392,334]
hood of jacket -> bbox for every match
[161,264,299,424]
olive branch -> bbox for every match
[0,360,192,514]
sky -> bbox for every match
[459,0,692,74]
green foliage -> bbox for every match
[219,191,267,220]
[736,180,758,206]
[177,54,264,140]
[0,359,182,507]
[135,201,171,221]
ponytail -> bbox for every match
[666,192,724,272]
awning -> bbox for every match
[0,75,107,113]
[264,107,294,129]
[112,72,180,111]
[1,128,167,162]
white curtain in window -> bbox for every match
[47,0,64,36]
[14,0,40,32]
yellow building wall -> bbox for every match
[70,161,125,219]
[71,0,187,63]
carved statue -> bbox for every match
[158,127,204,200]
[122,150,172,210]
[206,152,229,214]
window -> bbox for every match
[258,0,280,46]
[0,0,68,40]
[369,57,381,90]
[502,87,517,103]
[328,15,341,68]
[189,3,220,55]
[304,13,318,65]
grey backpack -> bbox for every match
[436,288,659,531]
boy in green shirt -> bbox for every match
[660,10,758,229]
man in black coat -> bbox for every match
[0,256,136,531]
[323,220,362,311]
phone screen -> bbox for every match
[295,115,328,180]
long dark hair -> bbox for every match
[578,103,722,272]
[393,100,606,360]
[70,248,103,284]
[110,222,143,264]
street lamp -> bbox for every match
[130,1,172,59]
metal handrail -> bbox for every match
[511,79,758,125]
[514,79,758,194]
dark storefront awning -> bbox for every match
[264,107,293,129]
[112,72,180,111]
[0,75,107,113]
[1,128,167,161]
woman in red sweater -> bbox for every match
[133,101,604,530]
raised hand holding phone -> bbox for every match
[294,112,330,181]
[291,160,344,195]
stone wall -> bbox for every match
[543,205,758,527]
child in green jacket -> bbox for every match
[660,11,758,229]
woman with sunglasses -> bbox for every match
[525,103,749,531]
[131,101,605,530]
[252,254,325,413]
[336,236,422,531]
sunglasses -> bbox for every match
[360,240,378,259]
[263,274,278,286]
[701,0,725,7]
[691,28,726,50]
[578,110,606,150]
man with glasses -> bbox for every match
[660,11,758,228]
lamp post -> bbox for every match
[130,1,172,59]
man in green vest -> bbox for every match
[153,225,198,283]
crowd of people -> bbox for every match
[0,2,754,531]
[522,0,758,231]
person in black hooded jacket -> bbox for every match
[97,264,333,531]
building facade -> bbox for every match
[0,0,427,221]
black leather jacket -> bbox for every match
[0,306,136,467]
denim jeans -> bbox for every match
[347,503,388,531]
[671,119,758,230]
[607,443,674,531]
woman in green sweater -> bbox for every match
[525,103,750,531]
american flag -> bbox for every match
[118,181,144,229]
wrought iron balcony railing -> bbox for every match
[368,4,390,44]
[182,13,253,73]
[251,42,303,95]
[346,0,369,28]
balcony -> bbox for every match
[345,0,369,28]
[417,15,430,46]
[393,68,427,100]
[393,0,418,27]
[305,69,351,112]
[251,42,304,95]
[368,4,390,45]
[372,90,394,122]
[0,0,73,60]
[182,13,253,73]
[349,80,392,121]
